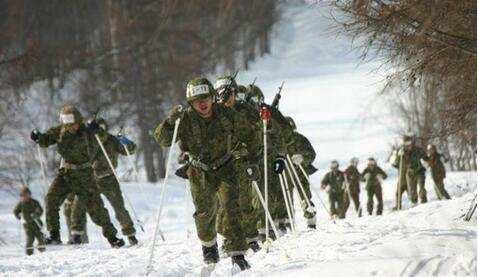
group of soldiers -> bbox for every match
[13,75,452,272]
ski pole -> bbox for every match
[94,134,145,233]
[36,145,48,197]
[260,106,271,242]
[285,155,315,214]
[146,117,180,274]
[278,173,296,233]
[297,163,330,215]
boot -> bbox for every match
[278,223,287,234]
[72,234,82,244]
[202,243,219,264]
[231,255,251,271]
[128,235,139,246]
[258,233,266,242]
[248,241,261,252]
[45,230,62,245]
[268,229,276,240]
[108,237,125,248]
[307,224,316,229]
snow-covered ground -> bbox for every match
[1,2,476,277]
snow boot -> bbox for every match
[45,231,62,245]
[278,223,287,234]
[71,234,83,244]
[202,243,219,264]
[248,241,261,252]
[307,224,316,229]
[128,235,139,246]
[268,229,277,240]
[231,255,251,271]
[108,237,125,248]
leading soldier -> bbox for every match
[30,105,124,247]
[154,77,258,270]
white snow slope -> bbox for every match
[1,2,476,277]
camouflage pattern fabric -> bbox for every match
[64,193,88,243]
[13,198,45,255]
[393,145,428,204]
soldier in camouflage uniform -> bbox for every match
[344,157,362,217]
[30,105,124,248]
[245,84,295,236]
[392,135,428,207]
[67,118,139,245]
[426,144,451,200]
[63,193,88,244]
[13,186,46,255]
[154,77,257,270]
[321,160,347,219]
[284,116,318,228]
[361,158,387,216]
[214,76,261,252]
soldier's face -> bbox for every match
[192,97,213,118]
[20,193,31,202]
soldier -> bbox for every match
[214,76,261,252]
[63,193,88,244]
[392,135,428,207]
[30,105,124,247]
[13,186,46,255]
[154,77,257,270]
[321,160,347,219]
[67,118,139,246]
[361,158,387,216]
[344,157,362,217]
[426,144,451,200]
[284,116,318,229]
[245,84,295,236]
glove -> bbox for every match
[117,135,134,146]
[167,105,184,125]
[175,164,189,180]
[398,148,404,156]
[273,157,286,174]
[245,165,260,182]
[30,129,40,143]
[86,120,101,134]
[291,154,304,165]
[15,214,21,220]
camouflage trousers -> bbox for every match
[366,185,383,216]
[217,162,259,244]
[23,222,45,255]
[255,156,289,235]
[67,175,136,237]
[328,190,347,219]
[188,164,247,256]
[45,168,117,240]
[64,193,88,243]
[432,176,451,200]
[406,171,427,204]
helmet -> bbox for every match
[330,160,339,169]
[186,77,215,102]
[427,144,436,152]
[59,105,83,124]
[236,85,247,102]
[20,186,31,197]
[246,84,264,104]
[214,76,238,103]
[403,134,413,146]
[285,116,296,130]
[350,157,359,166]
[367,157,376,166]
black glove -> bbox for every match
[167,105,184,125]
[273,157,286,174]
[86,120,101,134]
[30,129,40,143]
[175,164,189,180]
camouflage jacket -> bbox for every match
[262,104,294,157]
[154,104,260,174]
[344,165,361,192]
[427,152,447,180]
[93,132,136,178]
[321,170,346,193]
[287,131,317,174]
[13,198,43,224]
[37,124,97,166]
[361,166,387,189]
[393,145,428,175]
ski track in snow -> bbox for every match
[1,2,477,277]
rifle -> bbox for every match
[271,81,285,109]
[217,71,239,103]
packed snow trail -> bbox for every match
[0,2,476,277]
